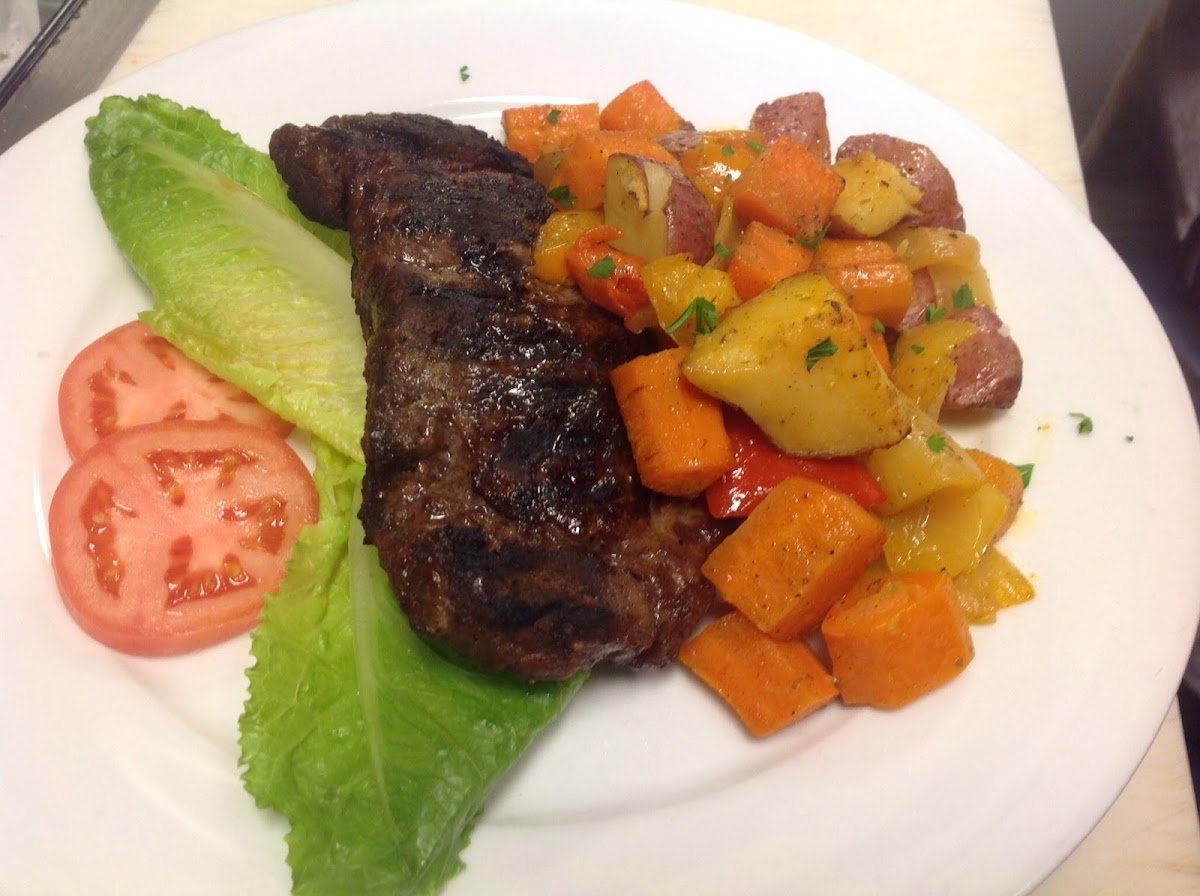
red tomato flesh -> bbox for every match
[58,319,293,460]
[48,419,318,655]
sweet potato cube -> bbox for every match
[821,570,974,708]
[610,346,734,497]
[599,79,686,134]
[730,136,844,242]
[726,220,814,300]
[679,610,838,737]
[701,476,887,639]
[813,238,914,328]
[501,102,600,163]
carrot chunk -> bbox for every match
[814,238,914,328]
[501,102,600,163]
[821,570,974,709]
[610,346,734,497]
[726,220,814,300]
[599,80,686,134]
[547,129,680,211]
[701,476,887,639]
[730,136,844,243]
[679,610,838,737]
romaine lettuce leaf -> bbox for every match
[82,95,584,893]
[240,442,583,895]
[85,94,351,258]
[85,95,365,461]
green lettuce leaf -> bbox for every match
[85,95,365,461]
[240,442,584,895]
[85,94,351,258]
[86,95,585,893]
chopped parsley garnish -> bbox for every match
[910,344,926,354]
[796,223,829,251]
[664,297,720,336]
[714,242,733,258]
[952,283,976,308]
[587,255,616,278]
[745,138,764,153]
[1069,411,1094,434]
[546,184,574,208]
[805,337,837,370]
[721,144,735,157]
[1014,463,1034,488]
[924,305,947,324]
[458,64,470,82]
[871,318,886,333]
[547,108,562,124]
[926,433,947,452]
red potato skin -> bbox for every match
[656,128,702,156]
[944,306,1023,410]
[897,286,1023,410]
[837,133,965,230]
[663,163,717,264]
[750,92,832,163]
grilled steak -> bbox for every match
[270,113,728,681]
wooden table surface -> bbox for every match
[103,1,1200,892]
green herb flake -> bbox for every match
[924,305,947,324]
[927,433,948,452]
[547,108,562,125]
[910,344,926,354]
[587,255,616,279]
[664,296,720,336]
[714,242,733,258]
[723,172,733,185]
[745,138,764,153]
[1069,411,1094,434]
[546,184,574,208]
[458,64,470,82]
[952,283,976,308]
[1014,462,1034,488]
[871,318,886,333]
[805,337,838,370]
[796,223,829,251]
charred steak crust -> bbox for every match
[269,112,534,230]
[270,113,728,681]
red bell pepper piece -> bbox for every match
[564,225,650,319]
[705,411,888,517]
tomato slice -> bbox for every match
[47,419,318,655]
[58,319,293,460]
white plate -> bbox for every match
[4,1,1200,894]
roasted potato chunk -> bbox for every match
[604,153,715,264]
[890,317,978,417]
[681,272,910,456]
[830,151,923,238]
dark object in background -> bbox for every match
[1072,0,1200,809]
